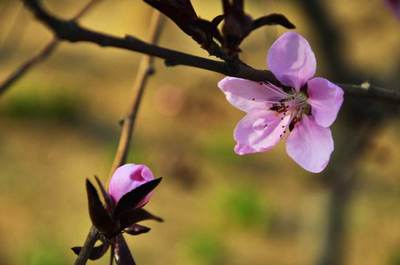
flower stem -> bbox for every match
[73,10,165,265]
[73,226,100,265]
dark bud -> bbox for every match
[86,179,115,235]
[222,0,253,55]
[125,224,151,236]
[142,0,200,40]
[144,0,198,24]
[221,0,295,57]
[143,0,226,58]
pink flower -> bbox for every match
[386,0,400,19]
[218,32,344,173]
[108,164,155,207]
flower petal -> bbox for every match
[267,32,316,90]
[234,111,291,155]
[286,116,333,173]
[307,77,344,128]
[108,164,155,205]
[218,77,285,112]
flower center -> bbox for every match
[269,91,311,131]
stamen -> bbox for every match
[263,82,290,97]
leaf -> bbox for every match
[125,224,151,236]
[113,234,136,265]
[251,14,295,30]
[94,175,115,211]
[119,208,163,230]
[71,240,110,260]
[113,178,162,217]
[86,179,115,234]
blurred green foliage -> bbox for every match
[21,241,68,265]
[186,233,227,265]
[0,89,81,123]
[223,187,269,228]
[389,250,400,265]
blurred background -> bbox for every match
[0,0,400,265]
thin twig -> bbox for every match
[72,0,101,20]
[0,39,58,95]
[110,11,164,174]
[74,10,164,265]
[21,0,400,104]
[0,0,101,96]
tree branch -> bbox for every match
[0,39,58,95]
[20,0,400,104]
[0,0,101,96]
[74,10,164,265]
[338,82,400,103]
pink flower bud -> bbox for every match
[108,164,155,207]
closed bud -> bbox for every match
[108,164,155,207]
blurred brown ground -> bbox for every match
[0,0,400,265]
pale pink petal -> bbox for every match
[234,111,291,154]
[218,77,285,112]
[286,116,333,173]
[267,32,316,90]
[307,77,344,128]
[108,164,155,206]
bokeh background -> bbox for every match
[0,0,400,265]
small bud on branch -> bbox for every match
[74,164,163,263]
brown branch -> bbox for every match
[21,0,400,104]
[0,0,101,96]
[338,82,400,103]
[0,39,58,95]
[74,10,165,265]
[110,11,164,174]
